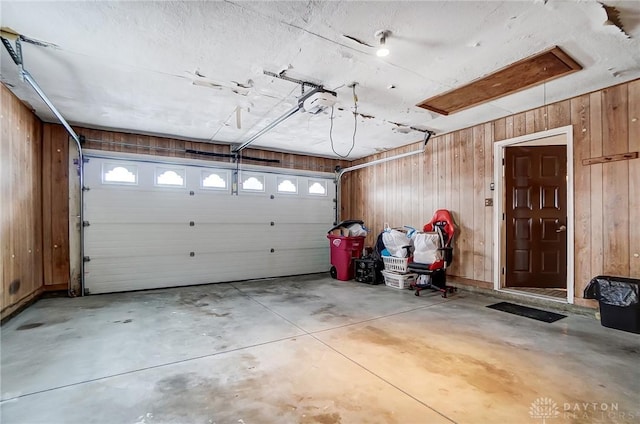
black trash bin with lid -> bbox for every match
[584,275,640,334]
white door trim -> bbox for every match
[493,125,574,304]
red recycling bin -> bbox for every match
[327,235,365,281]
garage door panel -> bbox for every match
[86,253,270,294]
[85,224,330,256]
[85,248,329,295]
[86,192,334,225]
[84,154,335,293]
[84,224,274,249]
[85,194,289,225]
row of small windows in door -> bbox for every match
[101,163,328,196]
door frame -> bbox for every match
[493,125,574,303]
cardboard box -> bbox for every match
[329,227,350,236]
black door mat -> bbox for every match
[486,302,567,323]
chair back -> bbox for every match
[423,209,455,247]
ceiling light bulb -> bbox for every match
[375,30,390,57]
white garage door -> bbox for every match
[83,151,335,294]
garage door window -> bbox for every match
[156,167,185,187]
[201,170,229,190]
[241,173,265,192]
[102,163,138,185]
[308,180,327,196]
[277,177,298,194]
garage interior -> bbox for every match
[1,1,640,423]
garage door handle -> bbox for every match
[556,225,567,233]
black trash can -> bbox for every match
[584,276,640,334]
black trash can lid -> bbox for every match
[328,220,364,233]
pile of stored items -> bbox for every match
[378,227,418,290]
[326,210,457,298]
[378,210,458,297]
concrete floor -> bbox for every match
[1,274,639,424]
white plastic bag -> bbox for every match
[412,232,442,264]
[346,223,368,237]
[382,229,412,258]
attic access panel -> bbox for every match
[417,46,582,116]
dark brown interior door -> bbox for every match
[505,145,567,288]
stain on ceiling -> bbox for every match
[1,1,639,159]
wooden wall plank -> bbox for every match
[448,133,460,275]
[458,129,474,279]
[436,135,447,210]
[390,151,399,227]
[525,110,536,134]
[444,134,453,212]
[340,173,350,221]
[423,139,435,220]
[372,158,380,243]
[483,123,494,282]
[42,125,71,286]
[627,80,640,278]
[51,127,70,286]
[494,118,506,142]
[589,91,604,279]
[400,146,412,226]
[513,112,527,137]
[32,113,44,299]
[571,94,592,297]
[410,143,422,229]
[601,85,629,275]
[432,137,440,217]
[41,126,53,288]
[505,115,514,139]
[547,100,571,129]
[533,106,548,132]
[472,125,486,281]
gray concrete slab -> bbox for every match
[1,274,639,423]
[1,284,304,397]
[315,295,640,423]
[233,275,450,333]
[1,335,451,424]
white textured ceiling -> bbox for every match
[1,1,639,159]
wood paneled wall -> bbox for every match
[342,79,640,305]
[1,84,44,319]
[43,125,349,293]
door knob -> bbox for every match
[556,225,567,233]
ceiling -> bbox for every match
[1,1,639,159]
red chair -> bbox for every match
[407,209,457,297]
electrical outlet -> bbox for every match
[485,198,493,207]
